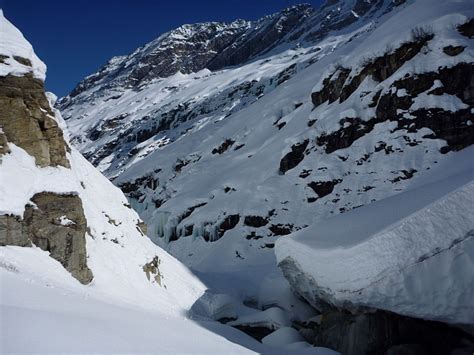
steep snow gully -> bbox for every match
[2,0,474,353]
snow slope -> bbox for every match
[0,249,254,354]
[0,11,268,353]
[276,147,474,324]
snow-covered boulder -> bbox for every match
[276,148,474,325]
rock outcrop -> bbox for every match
[0,193,93,284]
[0,73,70,167]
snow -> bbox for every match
[0,266,254,354]
[261,327,304,347]
[58,215,75,226]
[276,147,474,325]
[0,10,46,80]
[410,92,469,112]
[227,307,291,329]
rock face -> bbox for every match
[0,73,70,167]
[0,215,30,247]
[0,192,92,284]
[64,4,314,97]
[26,193,92,283]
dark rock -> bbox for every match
[224,186,236,193]
[299,169,312,178]
[311,67,351,107]
[232,325,274,342]
[243,215,269,228]
[391,169,417,183]
[386,344,429,355]
[312,33,433,108]
[309,311,471,355]
[339,32,433,102]
[12,55,32,66]
[458,19,474,38]
[217,214,240,239]
[208,5,313,72]
[180,202,208,221]
[246,232,263,240]
[118,174,158,199]
[212,139,235,154]
[269,224,294,236]
[307,179,342,198]
[279,139,309,174]
[443,45,465,56]
[317,62,474,154]
[317,117,375,154]
[276,64,298,86]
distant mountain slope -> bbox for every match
[57,0,397,177]
[60,0,473,278]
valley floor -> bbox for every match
[0,248,336,354]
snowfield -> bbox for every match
[276,147,474,325]
[0,248,254,354]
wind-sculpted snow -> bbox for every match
[276,147,474,324]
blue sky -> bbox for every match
[0,0,323,96]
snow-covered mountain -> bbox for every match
[60,0,473,273]
[7,0,474,352]
[0,11,274,353]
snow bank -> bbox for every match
[276,149,474,324]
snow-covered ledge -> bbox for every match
[276,148,474,325]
